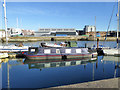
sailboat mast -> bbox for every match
[17,17,18,28]
[94,16,96,43]
[3,0,8,44]
[117,0,119,48]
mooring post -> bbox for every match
[85,43,87,48]
[97,38,99,49]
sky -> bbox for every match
[1,0,118,2]
[0,2,118,31]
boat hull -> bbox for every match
[25,53,96,60]
[0,53,8,59]
[0,46,29,52]
[103,48,120,56]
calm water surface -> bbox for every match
[0,41,120,88]
[1,56,120,88]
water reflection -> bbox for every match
[101,56,120,69]
[23,58,97,70]
[101,56,120,78]
[1,58,23,89]
[1,56,120,88]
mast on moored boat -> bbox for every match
[3,0,8,44]
[117,0,119,48]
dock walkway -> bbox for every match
[53,78,119,88]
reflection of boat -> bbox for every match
[101,56,120,78]
[23,58,97,69]
[24,47,97,60]
[101,56,120,62]
[101,56,120,68]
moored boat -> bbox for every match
[0,53,8,59]
[0,44,29,52]
[23,47,97,60]
[102,1,120,56]
[40,42,67,47]
[102,48,120,56]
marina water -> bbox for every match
[0,41,120,88]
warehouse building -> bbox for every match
[34,28,77,36]
[84,25,96,32]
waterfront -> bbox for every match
[1,40,119,48]
[1,55,120,88]
[1,36,120,42]
[0,41,120,89]
[0,1,120,89]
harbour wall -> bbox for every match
[1,36,120,42]
[53,78,119,88]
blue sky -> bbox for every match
[0,2,118,31]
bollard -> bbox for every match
[97,38,99,49]
[85,43,87,48]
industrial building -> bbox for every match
[34,28,78,36]
[83,25,96,32]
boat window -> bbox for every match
[65,49,71,53]
[71,61,76,65]
[76,49,81,53]
[56,49,60,54]
[60,62,65,66]
[44,49,51,54]
[65,61,71,66]
[39,64,44,68]
[30,49,36,52]
[44,63,51,67]
[76,61,81,65]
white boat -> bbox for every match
[103,48,120,56]
[0,44,29,52]
[1,1,29,53]
[41,42,67,47]
[0,53,8,59]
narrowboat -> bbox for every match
[23,47,97,60]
